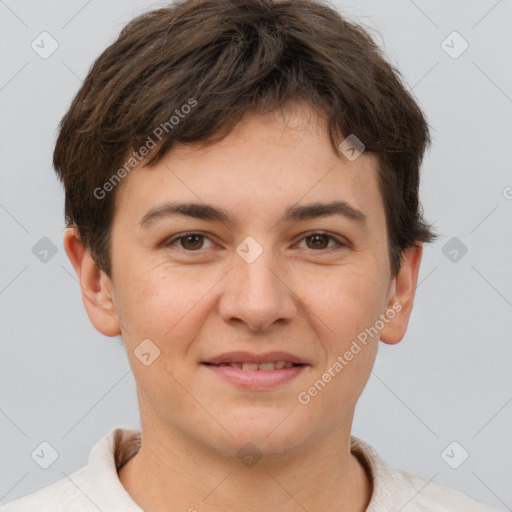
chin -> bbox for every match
[216,415,308,458]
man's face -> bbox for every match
[105,103,401,457]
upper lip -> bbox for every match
[203,351,308,365]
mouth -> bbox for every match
[202,361,305,371]
[201,352,309,389]
[202,351,308,368]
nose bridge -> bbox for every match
[235,235,283,302]
[219,235,296,330]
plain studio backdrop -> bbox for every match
[0,0,511,509]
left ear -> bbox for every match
[379,243,423,345]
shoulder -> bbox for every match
[1,426,142,512]
[1,466,93,512]
[391,466,501,512]
[350,436,501,512]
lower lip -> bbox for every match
[202,364,308,389]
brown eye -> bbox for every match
[165,232,214,251]
[305,234,330,249]
[296,232,346,252]
[179,234,205,250]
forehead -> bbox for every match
[113,103,386,235]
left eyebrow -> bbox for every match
[283,200,367,225]
[139,200,368,229]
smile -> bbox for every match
[202,362,308,390]
[204,361,302,371]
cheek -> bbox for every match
[299,264,384,391]
[301,262,387,337]
[112,261,170,343]
[298,268,381,416]
[115,260,220,346]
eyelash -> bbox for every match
[163,231,347,253]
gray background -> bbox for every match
[1,0,511,509]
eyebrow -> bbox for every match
[139,200,367,229]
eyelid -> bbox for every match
[163,230,348,252]
[294,230,347,249]
[164,231,216,250]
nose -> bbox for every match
[218,242,298,332]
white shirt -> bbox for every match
[1,426,501,511]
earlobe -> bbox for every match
[63,227,121,337]
[379,244,423,346]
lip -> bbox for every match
[201,351,310,390]
[202,363,308,390]
[203,351,308,365]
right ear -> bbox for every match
[63,227,121,337]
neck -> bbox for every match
[118,421,372,512]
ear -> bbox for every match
[379,243,423,345]
[63,227,121,337]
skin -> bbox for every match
[64,101,422,512]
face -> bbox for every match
[77,102,418,459]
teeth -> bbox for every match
[222,361,297,371]
[258,362,276,371]
[241,362,259,371]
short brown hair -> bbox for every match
[53,0,437,278]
